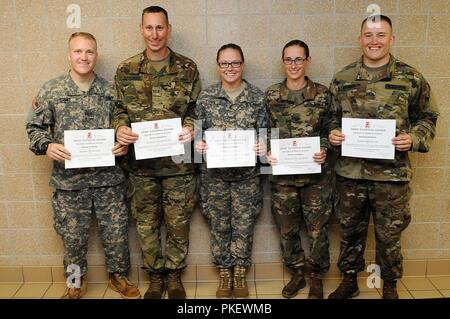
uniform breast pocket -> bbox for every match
[54,102,84,130]
[370,82,410,118]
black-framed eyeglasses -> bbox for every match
[283,57,308,65]
[218,61,243,69]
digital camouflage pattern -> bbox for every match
[195,80,268,181]
[53,184,130,277]
[113,48,201,177]
[195,80,266,268]
[329,55,439,182]
[26,73,125,190]
[334,175,411,281]
[127,174,195,273]
[266,78,332,275]
[266,77,332,187]
[200,174,261,268]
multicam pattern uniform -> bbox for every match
[26,73,130,277]
[329,56,439,281]
[113,49,201,273]
[266,78,332,275]
[196,81,267,268]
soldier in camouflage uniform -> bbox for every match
[195,44,267,298]
[266,40,332,299]
[25,32,140,299]
[112,6,201,299]
[328,15,439,299]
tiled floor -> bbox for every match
[2,276,449,299]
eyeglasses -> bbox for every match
[283,57,308,65]
[218,61,243,69]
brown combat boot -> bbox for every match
[233,265,249,298]
[61,277,87,299]
[166,269,186,299]
[308,273,323,299]
[383,280,399,299]
[216,268,233,298]
[108,273,141,299]
[328,273,360,299]
[144,272,165,299]
[282,268,306,298]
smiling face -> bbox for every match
[359,19,395,67]
[140,12,171,59]
[67,36,97,81]
[282,45,309,82]
[217,48,244,90]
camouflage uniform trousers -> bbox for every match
[128,173,196,274]
[200,174,262,268]
[271,171,332,275]
[335,175,412,281]
[51,183,130,278]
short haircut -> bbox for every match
[361,14,392,31]
[142,6,169,24]
[68,32,97,46]
[216,43,245,63]
[282,40,309,59]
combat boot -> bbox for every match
[328,273,360,299]
[216,268,233,298]
[144,272,165,299]
[308,272,323,299]
[382,280,399,299]
[282,268,306,298]
[233,265,249,298]
[108,273,141,299]
[167,269,186,299]
[61,277,87,299]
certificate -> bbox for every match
[131,118,184,160]
[205,130,256,168]
[341,118,396,160]
[64,129,115,169]
[271,137,321,175]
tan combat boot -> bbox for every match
[144,272,165,299]
[233,265,249,298]
[108,273,141,299]
[216,268,233,298]
[61,278,87,299]
[166,269,186,299]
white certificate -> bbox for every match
[131,118,184,160]
[205,130,256,168]
[64,129,115,169]
[271,137,321,175]
[341,118,396,160]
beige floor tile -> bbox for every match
[427,276,450,290]
[322,278,343,292]
[256,263,283,280]
[257,294,285,299]
[22,266,52,282]
[410,290,444,299]
[195,295,218,299]
[103,287,125,299]
[13,283,51,298]
[197,265,219,282]
[439,290,450,298]
[401,277,436,290]
[403,260,427,277]
[427,260,450,276]
[43,283,67,298]
[183,265,197,282]
[82,283,107,299]
[51,266,66,283]
[0,267,23,282]
[353,292,381,299]
[291,293,310,299]
[0,283,22,298]
[255,280,284,295]
[398,290,414,299]
[196,282,219,297]
[85,266,108,283]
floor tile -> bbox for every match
[196,282,219,297]
[43,283,67,298]
[255,280,284,295]
[427,276,450,290]
[353,292,381,299]
[357,278,382,293]
[439,290,450,298]
[257,294,285,299]
[322,278,342,292]
[427,260,450,276]
[398,290,414,299]
[0,267,23,282]
[13,283,51,298]
[82,283,107,299]
[0,283,22,298]
[401,277,435,290]
[23,267,52,282]
[410,290,444,299]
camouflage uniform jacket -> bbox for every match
[196,80,267,181]
[266,78,332,187]
[113,48,201,177]
[26,73,125,190]
[329,55,439,182]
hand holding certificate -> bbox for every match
[131,118,184,160]
[205,130,256,168]
[271,137,321,175]
[64,129,115,169]
[341,118,396,160]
